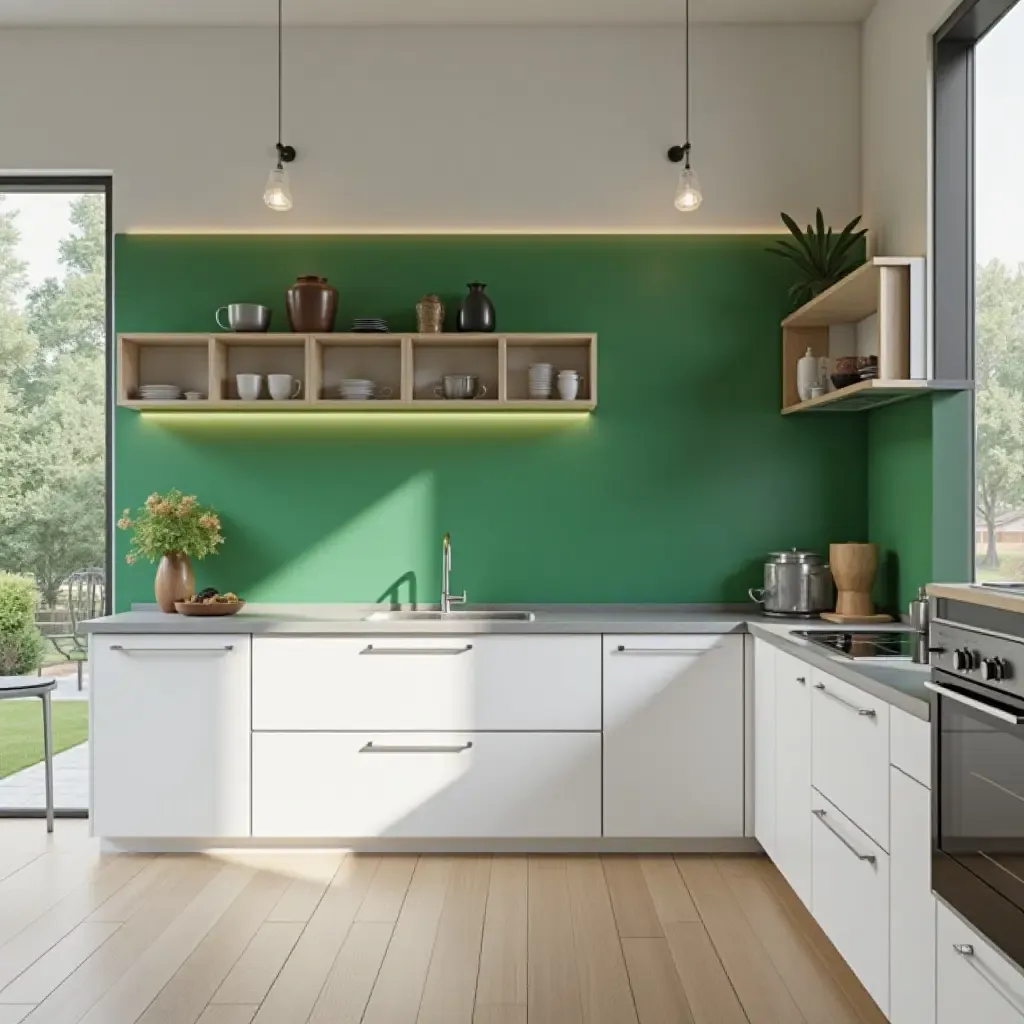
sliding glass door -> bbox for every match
[0,177,111,818]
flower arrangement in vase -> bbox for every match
[118,490,225,612]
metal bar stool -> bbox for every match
[0,677,57,832]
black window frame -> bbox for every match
[934,0,1021,579]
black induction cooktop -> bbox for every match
[789,630,917,660]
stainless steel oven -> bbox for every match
[929,614,1024,971]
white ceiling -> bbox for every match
[0,0,876,27]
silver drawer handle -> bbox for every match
[360,645,473,656]
[110,644,234,653]
[812,809,877,864]
[953,944,1024,1014]
[359,741,473,754]
[814,682,876,717]
[614,646,707,655]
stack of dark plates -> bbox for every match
[351,318,390,334]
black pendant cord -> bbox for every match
[275,0,295,164]
[684,0,691,167]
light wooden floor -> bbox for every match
[0,822,887,1024]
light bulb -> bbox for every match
[264,162,292,212]
[674,165,703,212]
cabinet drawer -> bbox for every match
[252,731,601,838]
[811,789,890,1015]
[938,902,1024,1023]
[252,636,601,732]
[92,635,252,838]
[812,669,891,849]
[890,706,931,788]
[603,634,744,838]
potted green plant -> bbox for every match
[0,574,44,675]
[767,209,868,309]
[118,491,224,613]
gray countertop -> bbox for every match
[83,603,931,720]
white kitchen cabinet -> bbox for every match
[811,788,890,1015]
[252,731,601,838]
[603,634,744,838]
[91,634,252,837]
[891,706,931,788]
[890,766,936,1024]
[938,903,1024,1024]
[812,669,891,850]
[753,639,777,859]
[774,651,812,908]
[252,635,601,732]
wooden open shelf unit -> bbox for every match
[780,256,969,414]
[118,333,597,412]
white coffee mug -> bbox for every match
[557,376,580,400]
[268,374,302,400]
[236,373,263,401]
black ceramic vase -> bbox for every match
[457,282,495,333]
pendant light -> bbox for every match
[667,0,703,213]
[264,0,296,212]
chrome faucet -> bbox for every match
[441,532,467,613]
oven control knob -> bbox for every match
[953,648,970,672]
[982,657,1007,682]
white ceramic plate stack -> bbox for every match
[137,384,183,402]
[340,379,377,400]
[528,363,554,399]
[351,318,390,334]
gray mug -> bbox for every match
[216,303,271,332]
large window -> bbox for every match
[0,178,111,818]
[934,0,1023,583]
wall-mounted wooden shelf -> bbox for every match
[117,333,597,412]
[781,378,973,415]
[779,256,971,415]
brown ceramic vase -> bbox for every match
[286,276,338,332]
[155,552,195,613]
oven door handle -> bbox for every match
[925,681,1024,725]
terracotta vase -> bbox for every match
[286,276,338,332]
[154,552,195,613]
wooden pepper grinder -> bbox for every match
[821,542,893,624]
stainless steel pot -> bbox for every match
[749,549,833,618]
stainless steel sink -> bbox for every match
[365,609,536,622]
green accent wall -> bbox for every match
[114,234,869,611]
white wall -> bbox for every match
[861,0,958,255]
[0,26,860,233]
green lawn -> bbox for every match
[0,700,89,779]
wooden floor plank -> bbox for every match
[361,857,453,1024]
[417,857,491,1024]
[602,858,663,938]
[0,857,151,992]
[196,1007,258,1024]
[211,922,302,1006]
[675,858,803,1024]
[566,858,639,1024]
[663,923,749,1024]
[308,922,393,1024]
[264,854,344,924]
[20,857,223,1024]
[136,867,290,1024]
[89,860,175,924]
[252,855,379,1024]
[0,924,120,1004]
[472,1008,526,1024]
[474,857,527,1010]
[527,858,583,1024]
[75,863,255,1024]
[357,857,418,924]
[640,857,699,925]
[623,937,696,1024]
[720,866,861,1024]
[749,859,887,1024]
[0,1007,36,1024]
